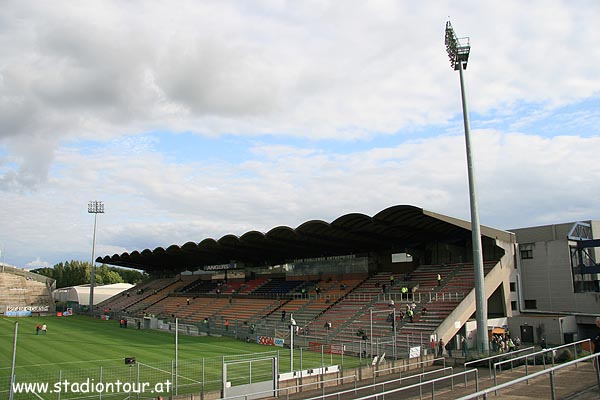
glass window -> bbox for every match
[520,244,534,260]
[524,299,537,309]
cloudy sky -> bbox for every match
[1,0,599,269]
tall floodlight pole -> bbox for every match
[8,322,18,400]
[88,200,104,311]
[175,317,179,395]
[290,314,296,372]
[445,21,489,352]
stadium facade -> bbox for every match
[3,205,598,356]
[98,205,521,353]
[97,205,599,351]
[508,220,600,347]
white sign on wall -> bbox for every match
[409,346,421,358]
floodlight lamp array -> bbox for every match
[88,200,105,214]
[445,21,470,70]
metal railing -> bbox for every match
[457,352,600,400]
[492,339,591,389]
[374,356,446,382]
[464,346,535,380]
[316,368,479,400]
[303,367,458,400]
[375,291,466,303]
[222,374,358,400]
[222,357,453,400]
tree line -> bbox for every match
[33,260,147,288]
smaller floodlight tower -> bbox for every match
[88,200,105,311]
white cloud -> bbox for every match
[2,129,600,267]
[0,1,599,267]
[25,257,51,269]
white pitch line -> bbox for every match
[137,362,202,384]
[200,343,255,353]
[0,359,123,370]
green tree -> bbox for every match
[33,261,144,287]
[104,270,124,284]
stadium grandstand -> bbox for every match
[96,205,517,357]
[0,264,55,316]
[3,205,599,399]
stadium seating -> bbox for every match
[0,270,55,314]
[97,277,183,314]
[97,259,506,358]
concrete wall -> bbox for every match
[511,220,600,314]
[520,239,572,311]
[507,314,577,346]
[435,237,515,346]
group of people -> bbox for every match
[356,328,368,340]
[429,336,469,358]
[405,302,418,323]
[491,333,521,353]
[35,323,47,335]
[382,300,428,329]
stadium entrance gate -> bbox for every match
[222,353,278,400]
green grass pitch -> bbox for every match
[0,315,277,376]
[0,315,357,398]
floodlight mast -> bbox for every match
[88,200,104,312]
[445,21,470,71]
[445,21,489,353]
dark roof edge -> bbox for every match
[423,209,516,243]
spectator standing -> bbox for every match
[445,340,453,357]
[592,317,600,370]
[508,338,515,352]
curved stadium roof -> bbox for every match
[98,205,513,272]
